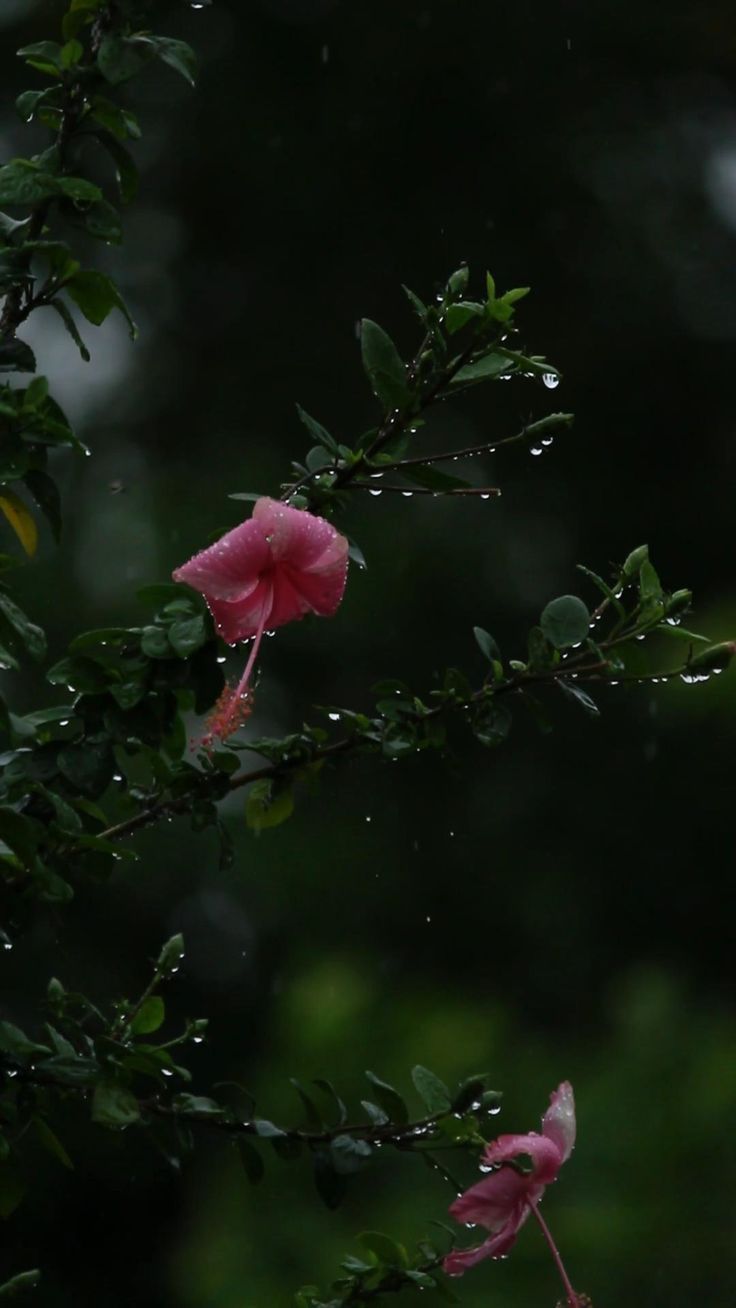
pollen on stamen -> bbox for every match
[195,682,254,752]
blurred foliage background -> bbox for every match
[2,0,736,1304]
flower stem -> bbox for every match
[527,1200,579,1307]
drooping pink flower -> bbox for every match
[173,497,349,745]
[443,1081,576,1277]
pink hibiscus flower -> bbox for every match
[173,497,349,745]
[444,1082,577,1294]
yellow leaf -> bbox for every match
[0,490,38,558]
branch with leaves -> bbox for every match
[0,3,729,1305]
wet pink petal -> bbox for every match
[443,1083,574,1280]
[173,517,270,602]
[173,497,349,745]
[449,1164,533,1229]
[542,1081,576,1163]
[483,1131,562,1185]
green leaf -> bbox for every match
[148,36,198,87]
[57,737,114,797]
[238,1140,265,1184]
[156,934,185,972]
[0,1270,41,1297]
[452,352,513,384]
[92,1081,141,1129]
[364,1071,409,1124]
[99,133,139,204]
[0,810,38,867]
[0,1166,27,1220]
[473,699,512,747]
[15,90,47,123]
[0,1021,49,1058]
[56,177,103,205]
[622,543,648,578]
[411,1065,451,1114]
[313,1149,348,1209]
[245,779,294,833]
[253,1119,286,1139]
[329,1134,372,1175]
[360,319,410,411]
[0,339,36,374]
[445,301,484,333]
[171,1094,223,1116]
[359,1231,409,1269]
[50,300,90,361]
[638,559,662,602]
[130,996,165,1036]
[168,614,207,657]
[97,34,153,85]
[66,270,136,337]
[81,198,122,243]
[473,626,500,662]
[17,41,63,75]
[559,680,600,718]
[540,595,591,649]
[32,1117,73,1170]
[0,161,58,207]
[0,591,46,661]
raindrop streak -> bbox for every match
[542,372,560,389]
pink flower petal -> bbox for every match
[449,1165,532,1230]
[173,517,270,602]
[206,578,274,644]
[442,1207,532,1277]
[542,1082,576,1164]
[252,497,345,570]
[483,1131,563,1185]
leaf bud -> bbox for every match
[157,933,185,973]
[622,544,649,578]
[446,266,469,296]
[666,589,692,616]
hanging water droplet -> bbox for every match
[369,489,382,497]
[365,815,372,822]
[192,1036,204,1044]
[402,490,413,498]
[59,719,70,727]
[636,634,646,641]
[542,372,559,389]
[328,711,340,721]
[216,655,226,664]
[541,435,554,447]
[369,471,383,480]
[480,492,491,500]
[530,444,543,456]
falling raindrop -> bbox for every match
[321,43,329,63]
[542,372,560,389]
[365,815,372,823]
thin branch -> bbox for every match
[344,483,501,497]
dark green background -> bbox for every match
[2,0,736,1304]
